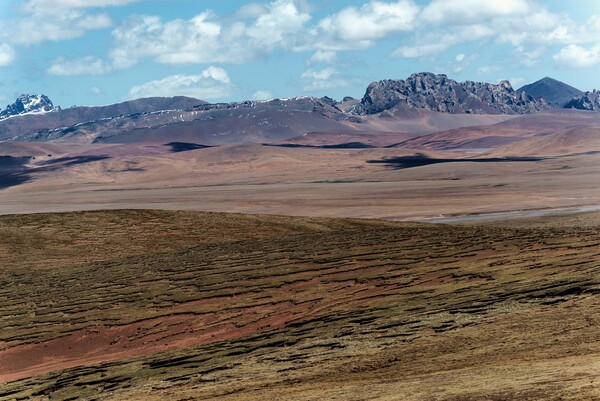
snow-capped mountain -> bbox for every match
[0,94,58,120]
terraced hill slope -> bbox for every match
[1,210,600,400]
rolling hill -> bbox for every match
[489,126,600,157]
[1,210,600,400]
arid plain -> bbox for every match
[2,110,600,222]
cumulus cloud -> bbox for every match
[304,0,419,51]
[0,44,15,67]
[494,8,575,47]
[0,0,140,47]
[391,2,589,60]
[553,44,600,69]
[394,24,493,58]
[300,67,348,91]
[128,67,234,100]
[110,0,309,69]
[4,0,600,84]
[2,11,112,45]
[421,0,530,24]
[47,56,112,76]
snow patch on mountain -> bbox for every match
[0,94,59,120]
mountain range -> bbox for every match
[0,73,594,146]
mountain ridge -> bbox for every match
[352,72,549,115]
[0,96,207,141]
[0,74,592,145]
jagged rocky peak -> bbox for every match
[353,72,549,115]
[564,90,600,111]
[0,94,58,120]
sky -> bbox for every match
[1,0,600,108]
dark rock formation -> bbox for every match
[353,73,549,115]
[518,77,583,108]
[564,90,600,111]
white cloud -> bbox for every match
[392,2,593,62]
[494,8,574,47]
[245,0,310,49]
[3,11,112,45]
[110,0,309,69]
[421,0,530,25]
[0,44,15,67]
[128,67,234,100]
[47,56,112,76]
[515,46,545,67]
[0,0,131,47]
[300,67,348,91]
[90,86,102,95]
[7,0,600,84]
[309,50,337,64]
[306,0,419,51]
[553,44,600,69]
[252,90,274,100]
[394,24,494,58]
[235,4,270,19]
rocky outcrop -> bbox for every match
[564,91,600,111]
[353,73,549,115]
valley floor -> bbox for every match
[1,210,600,400]
[1,144,599,222]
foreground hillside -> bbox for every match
[1,210,600,400]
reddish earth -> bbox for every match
[0,271,421,383]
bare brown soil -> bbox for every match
[0,142,598,221]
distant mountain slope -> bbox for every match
[14,97,357,145]
[564,90,600,111]
[0,95,58,120]
[13,98,523,146]
[352,73,549,115]
[518,77,583,108]
[0,73,571,146]
[489,126,600,157]
[0,96,206,141]
[392,110,600,151]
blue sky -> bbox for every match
[1,0,600,108]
